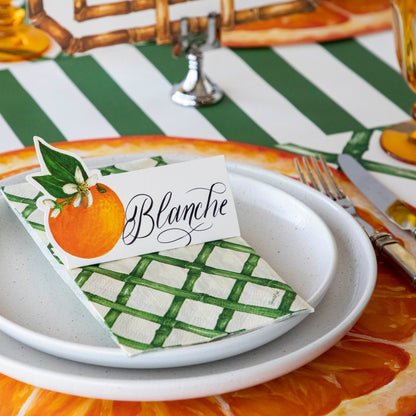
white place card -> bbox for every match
[27,139,240,268]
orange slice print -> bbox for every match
[222,0,392,47]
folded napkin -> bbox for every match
[1,157,313,356]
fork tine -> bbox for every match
[295,156,324,192]
[302,156,321,191]
[310,157,333,198]
[318,154,345,199]
[295,155,345,202]
[294,158,307,185]
[296,154,359,221]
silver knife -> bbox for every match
[338,154,416,238]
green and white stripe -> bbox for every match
[1,30,416,205]
[0,32,412,147]
[10,60,119,140]
[90,45,226,140]
[273,43,408,128]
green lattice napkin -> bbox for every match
[1,157,313,356]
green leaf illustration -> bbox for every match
[96,183,107,193]
[37,139,88,183]
[32,175,70,199]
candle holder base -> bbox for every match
[171,13,223,107]
[171,51,223,107]
[171,83,223,107]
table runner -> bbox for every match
[1,30,416,205]
[1,26,416,415]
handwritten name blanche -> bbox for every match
[122,182,229,246]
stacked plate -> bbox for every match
[0,154,377,401]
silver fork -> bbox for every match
[295,154,416,288]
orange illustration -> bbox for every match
[29,137,126,260]
[48,183,125,259]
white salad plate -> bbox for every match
[0,156,335,368]
[0,154,377,401]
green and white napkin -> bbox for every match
[1,157,313,356]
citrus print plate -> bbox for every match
[0,156,336,368]
[0,156,376,401]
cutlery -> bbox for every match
[338,154,416,238]
[295,155,416,288]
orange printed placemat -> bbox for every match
[222,0,391,47]
[1,136,416,416]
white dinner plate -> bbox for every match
[0,158,336,368]
[0,154,377,401]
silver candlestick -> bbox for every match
[171,13,223,107]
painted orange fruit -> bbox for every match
[48,183,125,259]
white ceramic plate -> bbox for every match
[0,161,336,368]
[0,155,377,401]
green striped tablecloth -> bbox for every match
[1,29,416,207]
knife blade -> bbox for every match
[338,154,416,238]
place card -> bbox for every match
[27,137,240,269]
